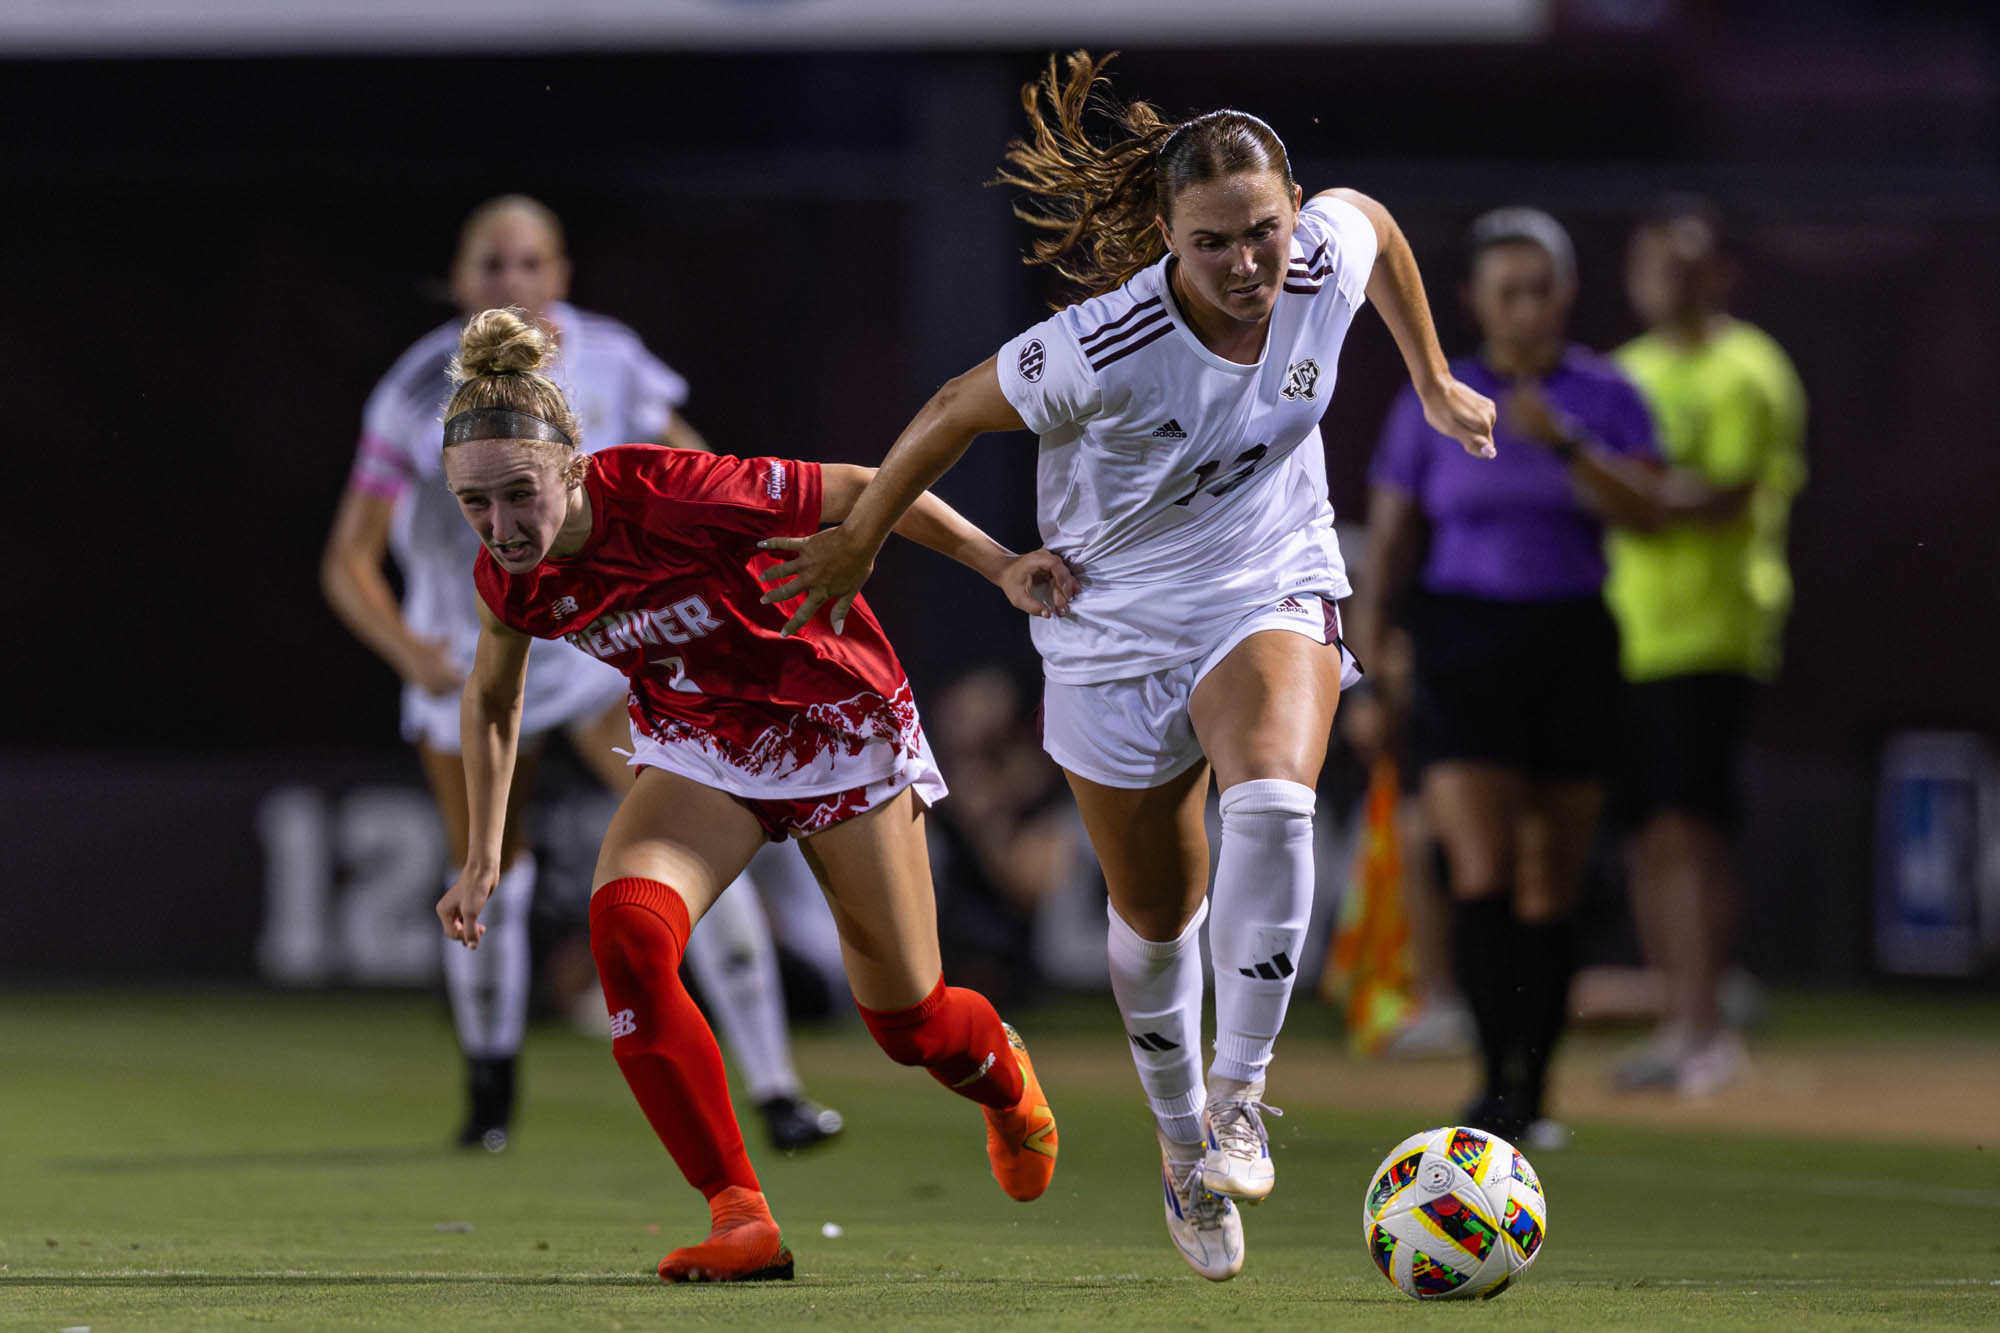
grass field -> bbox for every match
[4,987,1998,1330]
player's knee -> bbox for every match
[857,990,952,1068]
[1217,777,1317,830]
[1112,898,1203,944]
[587,880,691,983]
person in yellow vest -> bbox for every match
[1605,196,1807,1098]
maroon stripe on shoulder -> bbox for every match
[1088,322,1173,370]
[1077,296,1164,350]
[1283,282,1323,294]
[1079,309,1169,361]
[1295,237,1329,271]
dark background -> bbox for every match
[3,1,1995,981]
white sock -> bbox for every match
[685,875,801,1104]
[1208,779,1317,1086]
[744,841,849,1003]
[1108,897,1210,1147]
[442,852,535,1059]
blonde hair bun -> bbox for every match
[453,307,554,384]
[439,306,583,448]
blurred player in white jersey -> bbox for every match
[759,54,1495,1280]
[321,195,842,1153]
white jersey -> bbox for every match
[996,195,1379,684]
[349,301,689,741]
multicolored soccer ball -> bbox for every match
[1361,1125,1547,1300]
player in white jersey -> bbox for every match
[321,195,843,1154]
[760,54,1496,1279]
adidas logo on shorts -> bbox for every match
[1150,419,1188,438]
[1276,597,1310,614]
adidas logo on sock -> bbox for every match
[1150,419,1187,438]
[1238,951,1295,981]
[1128,1031,1182,1052]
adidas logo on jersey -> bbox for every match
[1151,419,1188,438]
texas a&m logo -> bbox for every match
[565,597,721,661]
[1281,358,1321,401]
[1017,338,1046,383]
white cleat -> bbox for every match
[1162,1155,1244,1281]
[1200,1088,1281,1203]
[1674,1030,1749,1100]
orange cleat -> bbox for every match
[657,1185,795,1283]
[982,1022,1058,1202]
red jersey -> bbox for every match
[474,444,920,799]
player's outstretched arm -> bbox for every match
[755,357,1030,635]
[772,464,1079,624]
[441,599,531,950]
[1319,188,1497,460]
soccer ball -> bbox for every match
[1360,1125,1547,1300]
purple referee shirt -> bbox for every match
[1370,346,1659,602]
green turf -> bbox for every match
[3,989,1996,1331]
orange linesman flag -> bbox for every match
[1322,755,1417,1054]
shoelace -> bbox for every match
[1172,1163,1233,1228]
[1208,1097,1284,1161]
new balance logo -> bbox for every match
[608,1008,638,1039]
[1238,951,1295,981]
[1277,597,1310,614]
[1151,419,1188,439]
[1128,1031,1182,1052]
[550,595,580,619]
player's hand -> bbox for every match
[1421,376,1498,459]
[757,527,876,637]
[404,636,465,696]
[997,548,1080,618]
[438,863,497,949]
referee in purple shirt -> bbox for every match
[1354,208,1667,1148]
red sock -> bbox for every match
[857,977,1025,1110]
[590,877,759,1200]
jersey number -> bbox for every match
[1172,444,1269,509]
[650,655,703,694]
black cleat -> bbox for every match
[456,1055,516,1152]
[757,1095,844,1153]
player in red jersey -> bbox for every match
[434,308,1071,1283]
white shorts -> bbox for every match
[627,728,949,841]
[1041,595,1363,790]
[401,640,629,753]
